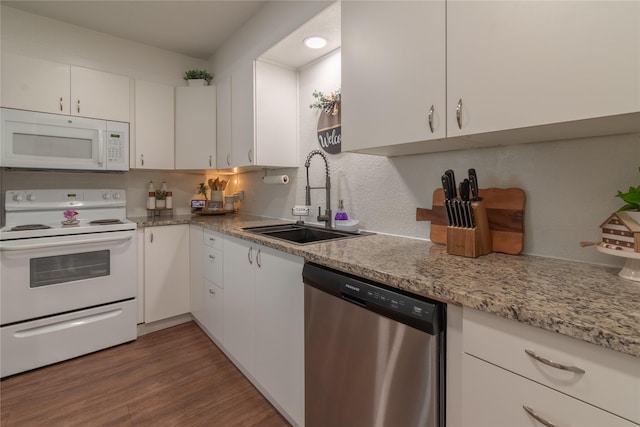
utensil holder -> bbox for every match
[446,201,492,258]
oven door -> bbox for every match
[0,230,137,325]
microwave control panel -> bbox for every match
[105,121,129,170]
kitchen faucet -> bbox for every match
[305,150,332,228]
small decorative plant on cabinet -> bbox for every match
[184,69,213,86]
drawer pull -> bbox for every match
[208,289,216,295]
[524,349,585,374]
[209,255,215,260]
[523,405,558,427]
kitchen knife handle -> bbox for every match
[456,99,463,129]
[428,105,435,133]
[469,168,479,201]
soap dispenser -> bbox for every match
[335,200,349,221]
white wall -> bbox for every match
[237,50,640,266]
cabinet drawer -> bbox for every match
[203,246,223,287]
[203,231,223,250]
[463,308,640,423]
[462,354,637,427]
[203,279,223,344]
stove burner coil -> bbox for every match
[10,224,53,231]
[89,219,124,225]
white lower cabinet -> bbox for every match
[189,225,204,324]
[202,230,224,343]
[223,236,304,426]
[462,308,640,426]
[462,353,636,427]
[143,225,190,323]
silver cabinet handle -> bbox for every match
[256,248,261,268]
[524,349,585,374]
[76,99,81,114]
[248,246,253,264]
[209,254,215,260]
[248,148,253,163]
[60,97,64,111]
[140,154,144,167]
[522,406,559,427]
[456,98,463,129]
[208,289,216,295]
[209,237,216,243]
[209,155,212,167]
[150,232,154,243]
[226,154,231,166]
[428,105,435,133]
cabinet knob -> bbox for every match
[524,349,585,374]
[522,406,559,427]
[456,99,463,129]
[428,105,435,133]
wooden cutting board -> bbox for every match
[416,188,526,254]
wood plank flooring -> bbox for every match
[1,322,290,427]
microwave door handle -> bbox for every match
[97,130,105,166]
[0,233,133,252]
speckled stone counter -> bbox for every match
[130,213,640,358]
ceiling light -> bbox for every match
[304,36,327,49]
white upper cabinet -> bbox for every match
[342,1,640,155]
[70,66,130,122]
[133,79,175,169]
[216,76,233,169]
[447,1,640,138]
[1,53,129,122]
[221,59,298,169]
[175,85,217,169]
[341,1,446,152]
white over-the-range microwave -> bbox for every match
[0,108,129,171]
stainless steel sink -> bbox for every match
[242,223,372,245]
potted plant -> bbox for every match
[155,189,167,208]
[197,183,209,200]
[617,166,640,212]
[184,69,213,86]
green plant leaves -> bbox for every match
[616,167,640,211]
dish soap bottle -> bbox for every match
[335,200,349,221]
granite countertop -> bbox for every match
[130,213,640,358]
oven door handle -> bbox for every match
[0,233,134,251]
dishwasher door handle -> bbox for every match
[341,293,367,308]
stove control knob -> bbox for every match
[103,193,112,200]
[112,192,121,200]
[13,193,25,201]
[26,193,37,201]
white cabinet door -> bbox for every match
[144,225,190,323]
[231,61,255,168]
[254,60,298,167]
[175,86,217,169]
[189,225,204,324]
[1,53,70,115]
[341,1,446,152]
[70,66,130,122]
[462,354,637,427]
[254,247,304,427]
[447,1,640,137]
[203,279,224,343]
[222,237,256,374]
[133,80,175,169]
[216,76,233,169]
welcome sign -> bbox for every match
[317,102,341,155]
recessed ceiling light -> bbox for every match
[304,36,327,49]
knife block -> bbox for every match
[446,201,492,258]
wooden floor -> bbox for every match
[1,322,290,427]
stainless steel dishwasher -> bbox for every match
[303,263,445,427]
